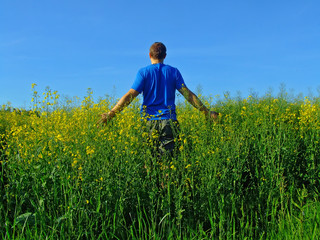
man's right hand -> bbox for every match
[96,111,115,127]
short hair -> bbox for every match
[149,42,167,60]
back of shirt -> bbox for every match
[131,63,186,120]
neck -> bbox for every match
[151,58,164,64]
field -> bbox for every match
[1,86,320,239]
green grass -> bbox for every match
[1,92,320,239]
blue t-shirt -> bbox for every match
[131,63,186,120]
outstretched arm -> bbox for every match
[97,89,140,125]
[178,86,219,120]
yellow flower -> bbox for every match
[86,146,95,155]
[185,164,191,169]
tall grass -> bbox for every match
[0,87,319,239]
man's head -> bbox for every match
[149,42,167,61]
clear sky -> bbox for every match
[1,0,320,108]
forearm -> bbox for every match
[107,89,139,118]
[182,89,210,116]
[191,95,210,115]
[110,94,134,115]
[97,91,137,126]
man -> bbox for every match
[97,42,218,155]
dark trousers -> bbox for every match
[145,119,180,158]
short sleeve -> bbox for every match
[131,70,144,93]
[175,69,186,90]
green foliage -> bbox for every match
[1,92,320,239]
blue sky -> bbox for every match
[1,0,320,108]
